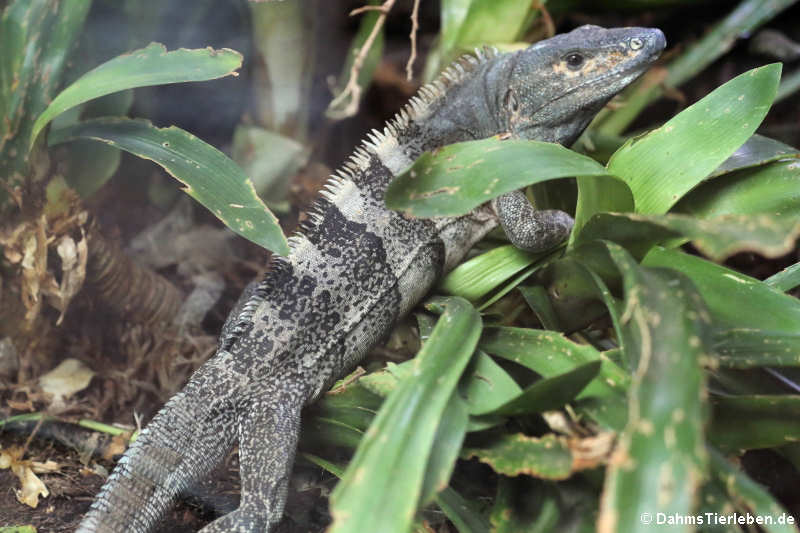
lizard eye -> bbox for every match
[565,53,585,70]
[504,88,519,113]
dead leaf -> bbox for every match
[0,446,50,508]
[44,233,88,324]
[38,358,95,409]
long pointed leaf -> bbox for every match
[31,42,242,147]
[607,64,781,214]
[49,118,288,254]
[329,297,481,533]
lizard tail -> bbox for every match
[77,365,236,533]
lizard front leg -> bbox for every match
[200,382,302,533]
[491,189,574,252]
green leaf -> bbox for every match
[0,0,90,185]
[572,175,634,245]
[419,393,469,505]
[310,381,382,432]
[329,297,481,533]
[452,0,532,47]
[474,361,601,417]
[462,433,574,479]
[48,118,289,255]
[677,159,800,219]
[386,138,609,217]
[480,328,629,403]
[436,487,492,533]
[765,261,800,292]
[598,243,709,533]
[30,42,243,148]
[710,395,800,451]
[440,244,542,301]
[578,212,800,262]
[643,247,800,333]
[712,328,800,368]
[710,449,798,533]
[459,351,522,415]
[707,134,799,179]
[300,452,346,478]
[607,64,781,214]
[300,417,364,450]
[518,285,562,330]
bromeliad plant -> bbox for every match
[301,63,800,533]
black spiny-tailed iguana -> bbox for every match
[78,25,666,533]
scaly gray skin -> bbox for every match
[78,25,665,533]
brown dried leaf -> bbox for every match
[38,358,95,409]
[0,446,50,508]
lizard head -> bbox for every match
[501,25,666,144]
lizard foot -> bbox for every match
[491,189,574,252]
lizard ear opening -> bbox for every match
[504,88,519,113]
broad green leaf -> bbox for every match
[31,42,243,148]
[710,395,800,451]
[598,243,708,533]
[644,247,800,333]
[462,433,574,479]
[677,159,800,219]
[386,138,610,217]
[440,244,542,301]
[424,0,536,82]
[712,329,800,368]
[710,449,798,533]
[578,212,800,261]
[480,328,629,402]
[607,64,781,214]
[707,134,799,179]
[453,0,532,47]
[329,297,481,533]
[480,327,629,430]
[0,527,37,533]
[572,175,634,245]
[48,118,289,255]
[474,361,601,417]
[459,351,522,415]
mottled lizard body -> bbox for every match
[78,25,665,532]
